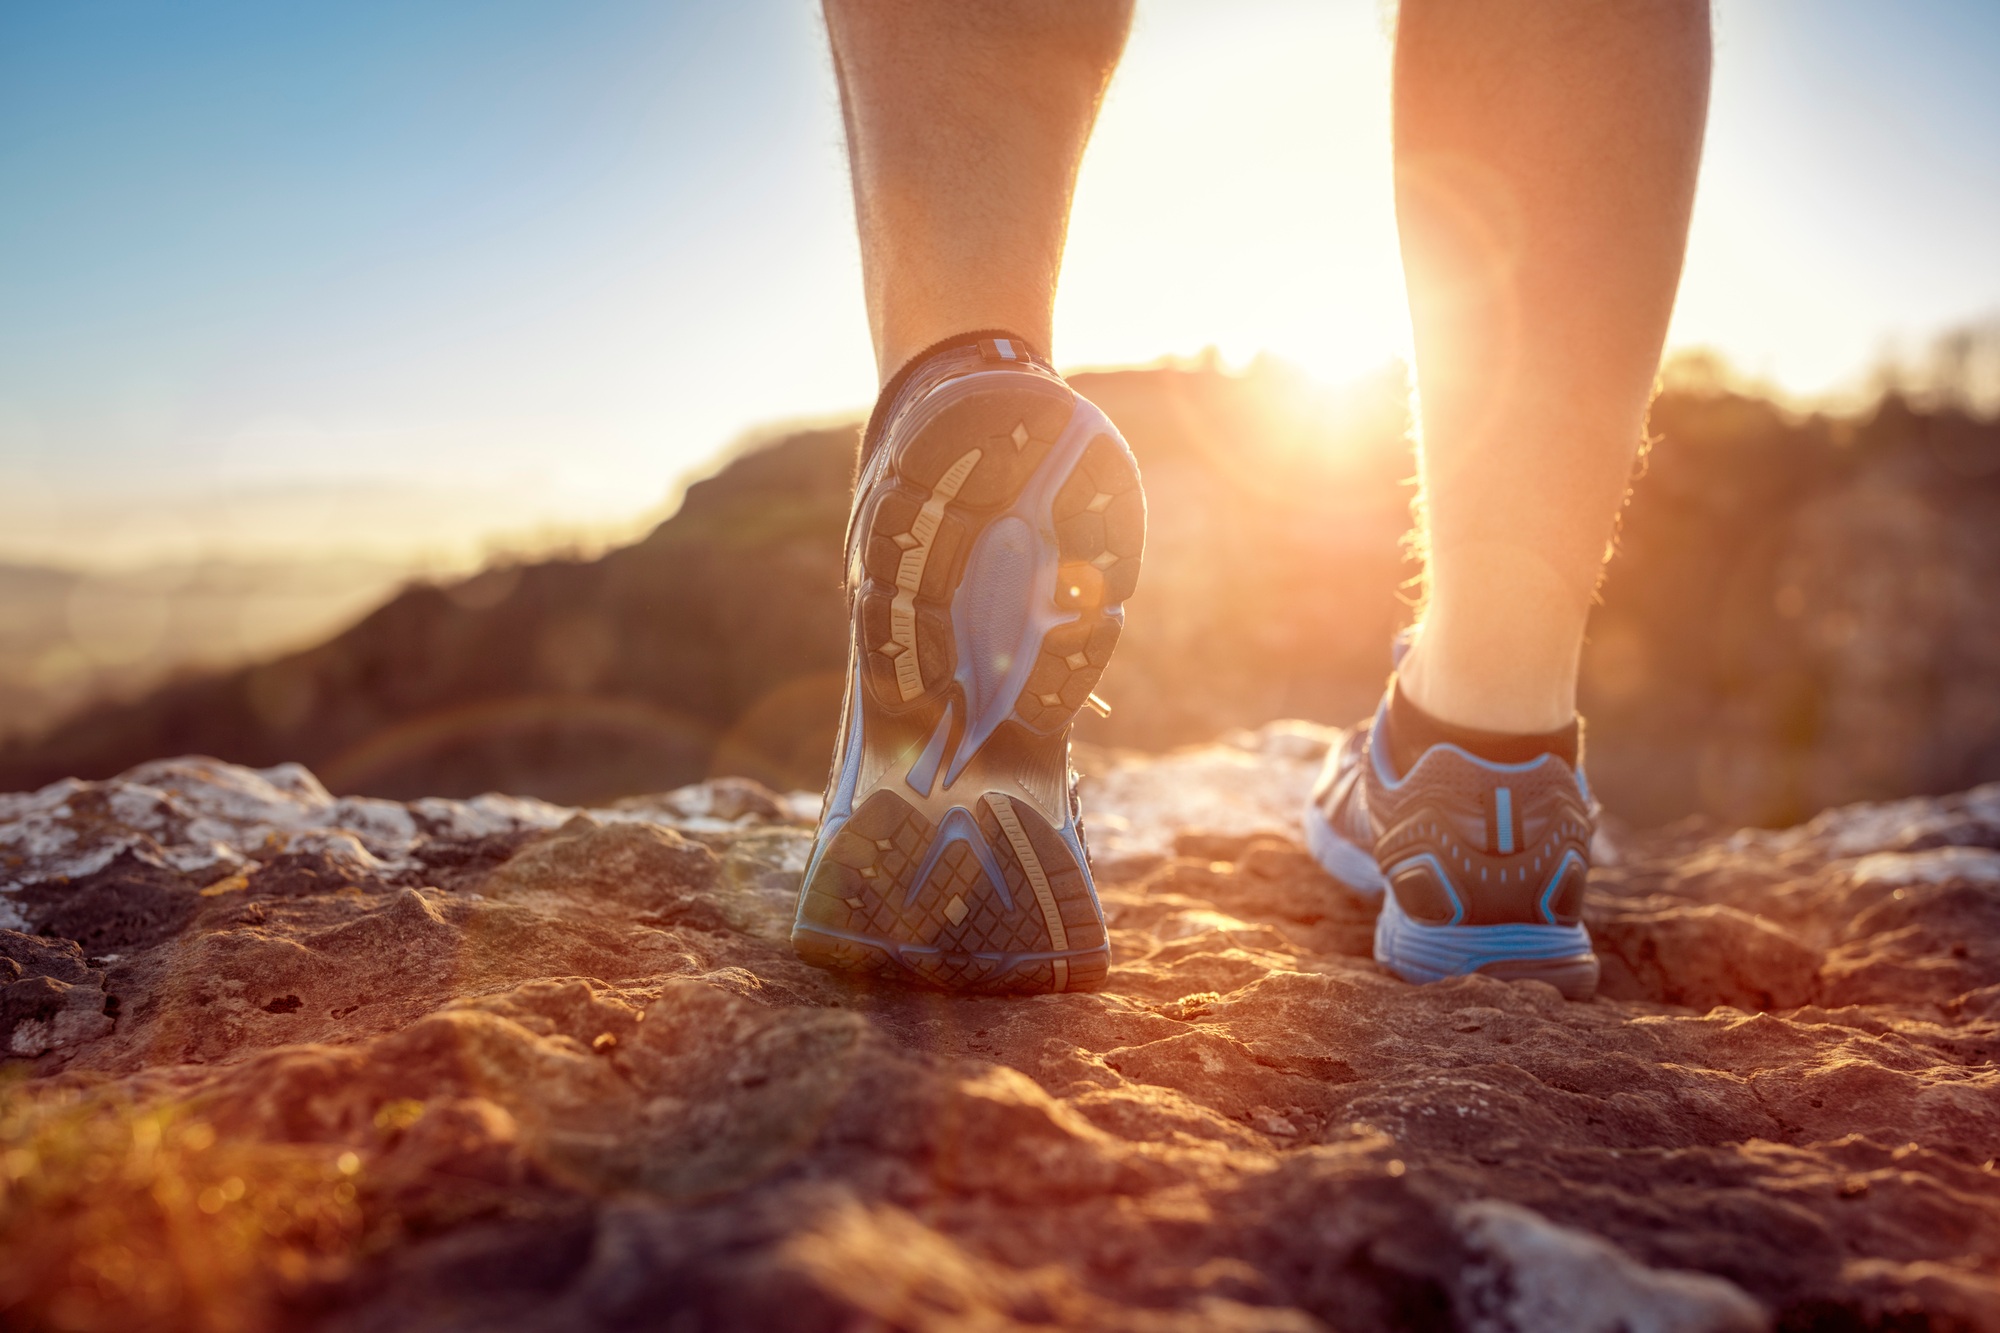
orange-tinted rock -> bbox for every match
[3,740,1998,1330]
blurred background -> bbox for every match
[3,0,1997,827]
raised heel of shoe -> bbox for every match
[852,376,1143,742]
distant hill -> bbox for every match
[1585,390,2000,825]
[0,556,414,744]
[3,364,1996,827]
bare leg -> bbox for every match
[1393,0,1711,734]
[823,0,1133,380]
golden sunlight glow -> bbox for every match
[1055,0,1986,412]
[1058,3,1410,389]
[3,0,1989,575]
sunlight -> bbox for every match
[1058,0,1411,392]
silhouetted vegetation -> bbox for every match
[2,364,1995,827]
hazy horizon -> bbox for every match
[5,0,1998,570]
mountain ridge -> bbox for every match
[3,366,1997,828]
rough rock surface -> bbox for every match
[3,728,1998,1331]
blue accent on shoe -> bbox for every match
[943,392,1102,789]
[1369,704,1582,790]
[1537,847,1588,921]
[1382,851,1468,925]
[792,351,1140,994]
[1302,794,1389,900]
[793,917,1100,972]
[904,805,1015,912]
[1302,679,1601,999]
[905,700,953,797]
[1374,891,1596,992]
[798,660,872,895]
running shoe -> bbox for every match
[792,337,1143,992]
[1304,694,1601,1000]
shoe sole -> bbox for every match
[1374,892,1600,1001]
[792,372,1143,994]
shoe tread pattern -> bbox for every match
[1015,436,1144,733]
[794,789,1108,993]
[855,381,1144,737]
[856,382,1075,712]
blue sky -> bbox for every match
[3,0,1997,567]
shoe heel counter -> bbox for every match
[1375,751,1596,929]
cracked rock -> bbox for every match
[2,737,1998,1332]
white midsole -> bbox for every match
[1373,892,1594,982]
[1301,798,1388,900]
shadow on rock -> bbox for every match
[3,740,1999,1330]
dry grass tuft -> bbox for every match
[0,1076,363,1333]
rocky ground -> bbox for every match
[2,724,1998,1332]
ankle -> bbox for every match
[1384,676,1580,776]
[1394,625,1579,736]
